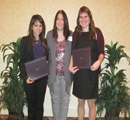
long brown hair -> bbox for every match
[75,6,96,40]
[28,14,47,48]
[53,10,71,40]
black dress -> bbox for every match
[73,32,98,99]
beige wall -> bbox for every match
[0,0,130,51]
[0,0,130,117]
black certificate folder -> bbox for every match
[73,47,91,69]
[25,56,49,80]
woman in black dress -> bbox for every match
[69,6,104,120]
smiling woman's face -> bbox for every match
[32,20,43,39]
[79,12,90,31]
[56,13,64,31]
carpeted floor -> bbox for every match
[0,115,129,120]
[0,115,104,120]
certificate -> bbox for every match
[73,47,91,69]
[25,56,48,80]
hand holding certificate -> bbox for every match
[73,47,91,69]
[25,56,49,80]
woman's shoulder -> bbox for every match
[95,27,104,39]
[46,30,55,44]
[21,36,29,41]
[46,30,53,40]
[73,30,78,34]
[72,31,78,39]
[69,30,73,35]
[21,36,30,45]
[95,27,103,34]
[95,27,104,45]
[47,30,53,36]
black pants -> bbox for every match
[24,76,47,120]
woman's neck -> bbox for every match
[35,37,40,41]
[57,30,65,41]
[82,27,89,32]
[34,35,40,41]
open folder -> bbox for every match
[73,47,91,69]
[25,56,49,80]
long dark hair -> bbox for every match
[53,10,71,40]
[28,14,47,48]
[75,6,96,40]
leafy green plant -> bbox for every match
[0,38,26,120]
[96,41,130,120]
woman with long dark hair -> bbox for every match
[46,10,72,120]
[19,14,48,120]
[69,6,104,120]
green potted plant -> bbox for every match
[96,41,130,120]
[0,38,26,120]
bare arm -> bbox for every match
[91,54,104,71]
[69,56,79,74]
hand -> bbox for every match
[91,60,101,71]
[26,77,34,84]
[69,66,79,74]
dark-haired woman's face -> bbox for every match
[32,20,43,39]
[56,13,64,31]
[79,12,90,31]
